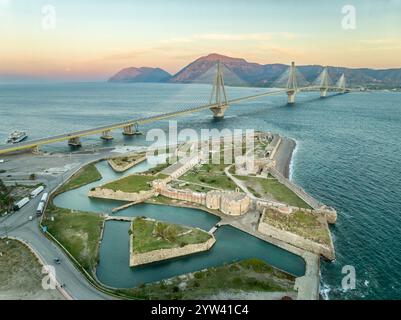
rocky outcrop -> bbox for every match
[130,237,216,267]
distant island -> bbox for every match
[109,53,401,89]
[108,67,171,83]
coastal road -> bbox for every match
[0,151,117,300]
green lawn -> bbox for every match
[263,209,330,245]
[44,205,104,273]
[181,163,237,191]
[131,217,212,254]
[101,174,158,193]
[109,152,146,167]
[121,258,295,299]
[171,181,214,193]
[142,162,172,175]
[236,175,310,209]
[58,163,102,194]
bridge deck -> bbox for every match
[0,86,351,155]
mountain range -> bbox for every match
[108,53,401,89]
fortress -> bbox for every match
[153,182,251,216]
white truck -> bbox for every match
[13,197,30,211]
[36,202,45,216]
[40,192,49,203]
[30,185,44,198]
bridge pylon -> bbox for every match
[336,73,347,93]
[319,66,331,98]
[209,61,229,119]
[286,62,298,104]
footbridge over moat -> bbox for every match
[0,62,354,155]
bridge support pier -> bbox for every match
[101,130,113,140]
[68,137,82,147]
[122,123,142,136]
[320,88,328,97]
[32,145,40,154]
[210,104,228,119]
[287,90,296,104]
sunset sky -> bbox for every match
[1,0,401,83]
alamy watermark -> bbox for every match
[145,121,255,169]
[41,4,56,30]
[341,5,356,30]
[341,265,356,290]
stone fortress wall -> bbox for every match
[154,183,251,216]
[130,237,216,267]
[88,187,155,202]
[257,209,335,260]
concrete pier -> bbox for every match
[68,137,81,147]
[122,124,142,136]
[287,91,296,104]
[210,104,228,119]
[101,130,113,140]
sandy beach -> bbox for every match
[273,136,296,179]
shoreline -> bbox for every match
[273,135,296,179]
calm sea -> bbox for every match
[0,82,400,299]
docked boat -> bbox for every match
[6,130,28,144]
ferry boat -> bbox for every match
[6,130,28,144]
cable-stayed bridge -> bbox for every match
[0,62,353,155]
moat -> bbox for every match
[54,160,306,288]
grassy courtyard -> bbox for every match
[43,205,104,273]
[57,163,102,194]
[236,175,310,209]
[101,174,158,193]
[263,208,331,246]
[181,162,237,191]
[109,152,146,168]
[142,161,172,175]
[131,217,212,254]
[171,181,215,193]
[121,258,295,299]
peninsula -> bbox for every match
[34,130,336,300]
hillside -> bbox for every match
[110,54,401,88]
[169,53,401,88]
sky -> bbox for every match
[1,0,401,82]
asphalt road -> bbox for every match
[0,150,116,300]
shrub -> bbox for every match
[232,277,243,286]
